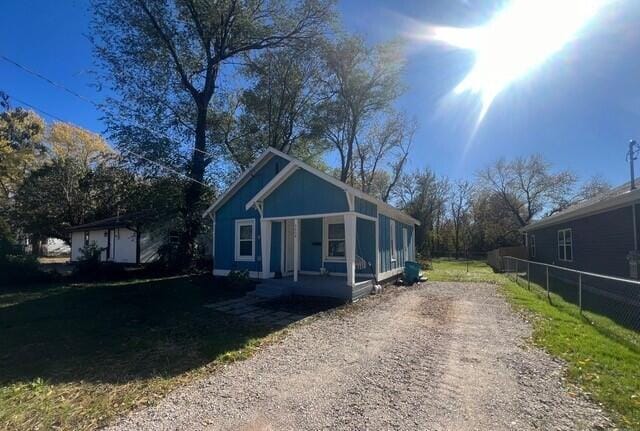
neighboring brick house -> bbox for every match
[521,182,640,279]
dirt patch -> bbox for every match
[105,282,613,431]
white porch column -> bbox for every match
[293,218,300,282]
[260,219,271,279]
[345,213,357,287]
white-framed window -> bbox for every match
[529,234,536,257]
[235,219,255,261]
[403,227,408,261]
[557,228,572,262]
[390,220,397,262]
[324,216,346,261]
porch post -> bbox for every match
[260,219,271,279]
[293,218,300,282]
[345,213,357,287]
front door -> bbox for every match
[285,220,294,273]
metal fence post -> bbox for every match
[578,273,583,314]
[527,262,530,290]
[515,259,519,284]
[546,266,550,302]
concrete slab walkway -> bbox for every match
[204,295,308,327]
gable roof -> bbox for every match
[203,148,420,226]
[201,150,280,218]
[522,182,640,231]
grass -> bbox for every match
[0,275,283,431]
[428,259,640,430]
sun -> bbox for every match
[421,0,612,123]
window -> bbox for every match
[84,231,90,247]
[390,220,397,261]
[529,234,536,257]
[557,229,572,262]
[324,216,345,261]
[235,219,255,261]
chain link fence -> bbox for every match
[503,256,640,335]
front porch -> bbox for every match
[257,210,378,298]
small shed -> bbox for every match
[68,212,165,264]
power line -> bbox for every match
[0,53,218,161]
[1,91,212,189]
[0,54,98,107]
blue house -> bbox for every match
[203,148,420,301]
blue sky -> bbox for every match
[2,0,640,185]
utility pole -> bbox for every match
[628,140,638,190]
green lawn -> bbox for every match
[428,259,640,430]
[0,275,280,431]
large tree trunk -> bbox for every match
[178,103,208,266]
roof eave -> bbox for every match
[522,188,640,232]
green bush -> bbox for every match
[0,254,52,286]
[72,244,125,281]
[227,269,251,289]
[74,243,104,276]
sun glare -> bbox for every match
[422,0,611,123]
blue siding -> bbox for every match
[263,169,349,218]
[378,213,413,276]
[356,218,376,273]
[355,197,377,218]
[214,155,289,272]
[270,221,281,273]
[300,218,323,271]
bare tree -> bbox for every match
[575,174,612,202]
[477,155,576,227]
[449,180,473,258]
[319,37,404,183]
[395,169,449,256]
[355,113,415,202]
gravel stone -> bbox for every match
[105,282,614,431]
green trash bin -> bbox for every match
[404,261,422,284]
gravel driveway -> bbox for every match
[106,282,613,431]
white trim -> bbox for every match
[234,219,256,262]
[355,213,377,222]
[345,213,357,287]
[557,228,573,262]
[260,219,271,279]
[280,221,285,274]
[390,219,397,262]
[378,267,404,281]
[345,191,355,211]
[203,151,276,218]
[293,218,300,282]
[245,163,299,211]
[213,269,274,278]
[263,211,376,222]
[323,215,346,262]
